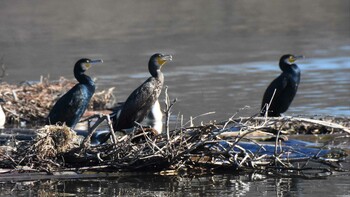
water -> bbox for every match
[0,0,350,196]
[1,173,350,196]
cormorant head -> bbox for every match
[74,58,103,75]
[279,54,303,70]
[148,53,172,77]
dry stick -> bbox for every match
[267,89,277,116]
[80,114,108,150]
[274,118,288,168]
[228,127,266,148]
[134,122,162,153]
[163,86,177,140]
[294,117,350,134]
[3,153,18,166]
[177,115,187,156]
[105,114,117,145]
[152,135,181,156]
[222,106,251,129]
[222,113,279,167]
[238,116,350,134]
[182,111,216,128]
[261,89,277,126]
[60,165,111,172]
[299,152,319,170]
[239,138,268,160]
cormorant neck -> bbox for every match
[149,64,163,78]
[280,62,300,74]
[152,70,164,82]
[75,72,95,87]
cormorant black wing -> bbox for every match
[117,77,158,129]
[261,74,288,110]
[48,84,89,127]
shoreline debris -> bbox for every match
[0,115,348,180]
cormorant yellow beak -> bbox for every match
[84,63,91,69]
[288,55,304,63]
[83,59,103,70]
[157,55,172,67]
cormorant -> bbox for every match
[47,58,103,128]
[115,53,171,131]
[0,98,6,127]
[261,54,303,117]
[103,53,172,143]
[110,99,163,134]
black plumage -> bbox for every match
[261,54,303,117]
[113,53,172,132]
[111,99,163,134]
[47,58,103,128]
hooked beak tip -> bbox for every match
[91,59,103,64]
[164,55,173,61]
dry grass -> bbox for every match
[34,125,79,157]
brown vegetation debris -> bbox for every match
[232,116,350,135]
[0,77,115,125]
[34,125,80,157]
[0,112,348,178]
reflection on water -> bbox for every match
[1,173,350,197]
[0,0,349,196]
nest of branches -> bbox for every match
[0,77,115,125]
[0,115,348,178]
[0,125,81,172]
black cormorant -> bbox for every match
[102,53,171,143]
[47,58,103,128]
[260,54,303,117]
[114,53,171,131]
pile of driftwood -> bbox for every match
[0,77,115,125]
[0,114,348,179]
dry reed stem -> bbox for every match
[164,86,177,140]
